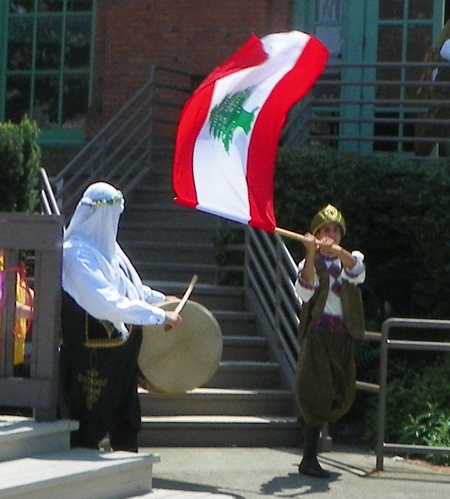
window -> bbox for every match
[1,0,95,145]
[315,0,343,59]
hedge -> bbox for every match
[0,118,41,213]
[274,146,450,322]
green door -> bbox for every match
[292,0,445,153]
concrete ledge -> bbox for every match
[0,448,160,499]
[0,417,79,461]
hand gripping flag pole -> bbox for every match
[172,30,329,240]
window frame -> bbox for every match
[292,0,446,154]
[0,0,96,146]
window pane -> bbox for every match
[38,0,63,12]
[379,0,404,20]
[62,75,89,128]
[378,25,403,61]
[409,0,433,19]
[376,68,401,99]
[5,0,94,133]
[316,0,343,22]
[406,25,433,98]
[34,76,60,127]
[9,1,35,14]
[8,17,34,70]
[315,26,342,58]
[67,0,94,12]
[407,25,432,61]
[36,16,62,70]
[5,76,31,123]
[65,14,92,69]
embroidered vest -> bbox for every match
[298,255,365,342]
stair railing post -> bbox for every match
[274,237,282,351]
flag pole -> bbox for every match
[274,227,343,252]
[274,227,306,241]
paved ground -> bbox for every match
[139,445,450,499]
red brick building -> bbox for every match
[1,0,449,158]
[90,0,292,131]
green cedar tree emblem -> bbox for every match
[208,87,258,153]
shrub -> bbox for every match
[0,118,41,213]
[362,354,450,465]
[274,146,450,321]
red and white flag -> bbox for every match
[172,31,329,232]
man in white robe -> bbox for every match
[60,182,181,451]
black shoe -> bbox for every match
[298,457,330,478]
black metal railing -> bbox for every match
[51,65,195,217]
[282,61,450,159]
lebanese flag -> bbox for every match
[172,31,329,232]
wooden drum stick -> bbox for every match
[164,274,198,331]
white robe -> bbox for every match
[62,182,166,339]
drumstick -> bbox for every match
[164,274,198,331]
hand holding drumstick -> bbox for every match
[163,274,198,331]
[164,310,183,330]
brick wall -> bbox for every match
[88,0,291,133]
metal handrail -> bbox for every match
[39,168,61,216]
[376,318,450,471]
[282,60,450,156]
[244,227,301,391]
[51,65,194,215]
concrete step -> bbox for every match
[132,491,240,499]
[139,415,301,447]
[143,282,247,313]
[139,388,296,417]
[204,361,284,390]
[133,185,174,204]
[221,336,270,361]
[123,241,217,265]
[0,448,160,499]
[119,221,217,244]
[137,263,245,285]
[125,203,219,226]
[0,417,78,462]
[212,310,256,336]
[133,261,220,284]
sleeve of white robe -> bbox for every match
[62,249,166,327]
[440,39,450,61]
[141,284,166,304]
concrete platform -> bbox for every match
[139,446,450,499]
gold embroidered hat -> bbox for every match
[310,204,346,236]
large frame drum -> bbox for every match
[138,299,222,393]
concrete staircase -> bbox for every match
[0,416,160,499]
[118,153,301,447]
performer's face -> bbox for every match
[315,222,342,245]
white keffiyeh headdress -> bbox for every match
[63,182,149,337]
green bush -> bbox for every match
[274,146,450,321]
[0,118,41,212]
[362,354,450,465]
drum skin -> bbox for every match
[138,299,222,393]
